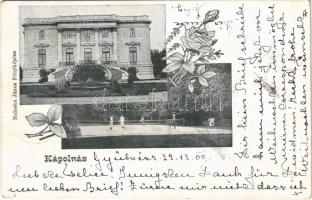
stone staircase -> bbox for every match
[48,67,70,83]
[137,65,155,80]
[48,65,128,83]
[106,66,128,82]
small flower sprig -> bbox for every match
[25,105,66,140]
[163,10,222,93]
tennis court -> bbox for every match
[76,119,232,137]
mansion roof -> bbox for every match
[23,14,151,26]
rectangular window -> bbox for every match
[129,47,137,64]
[102,48,110,63]
[64,30,74,39]
[130,28,135,37]
[84,30,92,40]
[84,48,92,63]
[38,49,46,67]
[66,48,74,64]
[102,30,109,38]
[39,30,45,40]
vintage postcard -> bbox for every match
[0,1,311,199]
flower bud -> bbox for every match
[203,10,219,24]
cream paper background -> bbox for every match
[1,1,311,199]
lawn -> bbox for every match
[62,133,232,149]
[20,81,168,97]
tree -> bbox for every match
[38,68,55,83]
[127,67,138,84]
[151,49,167,79]
[19,65,23,81]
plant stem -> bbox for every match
[185,51,190,62]
[194,53,204,63]
[188,54,194,61]
[172,68,182,80]
[26,130,50,138]
[180,76,198,84]
[179,44,185,52]
[177,69,188,84]
[39,133,55,141]
[25,125,49,138]
[168,77,177,87]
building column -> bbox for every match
[57,30,62,65]
[147,27,152,62]
[76,29,80,64]
[94,28,99,63]
[113,28,118,62]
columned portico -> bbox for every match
[58,29,115,65]
[113,28,118,63]
[57,31,62,64]
[94,28,99,63]
[22,14,155,82]
[76,29,80,63]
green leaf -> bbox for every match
[198,76,209,87]
[166,52,184,61]
[25,113,49,127]
[211,39,218,46]
[197,65,206,74]
[198,46,213,53]
[182,61,195,73]
[47,105,62,123]
[197,57,210,64]
[188,83,194,93]
[162,60,183,73]
[202,71,217,79]
[208,55,217,60]
[49,123,67,138]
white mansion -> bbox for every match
[22,14,155,82]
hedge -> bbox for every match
[71,64,106,82]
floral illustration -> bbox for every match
[25,104,66,140]
[163,10,223,93]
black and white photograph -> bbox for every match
[19,5,167,105]
[61,63,232,148]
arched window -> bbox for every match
[39,30,45,40]
[130,28,135,37]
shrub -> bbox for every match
[151,49,167,79]
[38,68,55,83]
[19,66,23,81]
[110,80,121,93]
[71,64,106,83]
[127,67,138,84]
[55,79,68,92]
[133,82,167,94]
